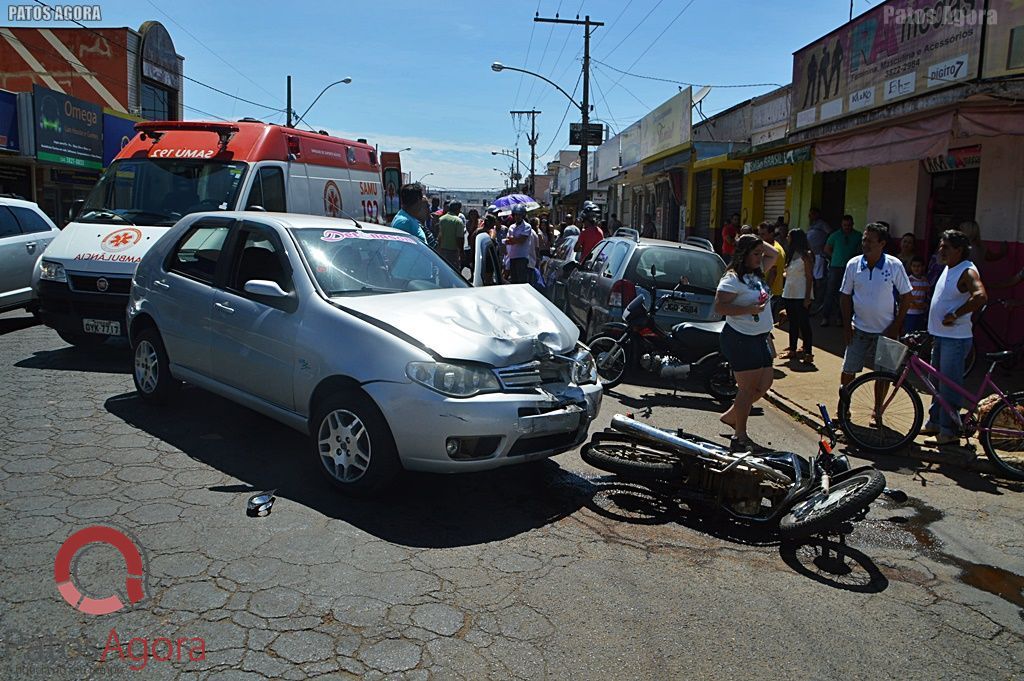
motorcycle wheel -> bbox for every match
[705,358,737,403]
[587,335,629,390]
[580,434,684,482]
[779,469,886,540]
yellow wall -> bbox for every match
[741,165,793,227]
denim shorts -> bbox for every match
[720,323,773,372]
[842,329,880,374]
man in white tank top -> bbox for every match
[923,229,988,446]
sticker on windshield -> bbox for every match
[320,230,415,244]
[100,228,143,253]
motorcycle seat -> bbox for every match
[670,320,725,338]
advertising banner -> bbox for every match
[0,90,18,152]
[619,122,642,168]
[640,87,692,160]
[595,134,620,182]
[750,89,791,146]
[792,0,987,131]
[922,144,981,172]
[102,111,140,166]
[33,85,103,169]
[983,0,1024,78]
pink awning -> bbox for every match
[813,112,954,172]
[958,107,1024,137]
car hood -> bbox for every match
[49,222,169,274]
[335,284,580,366]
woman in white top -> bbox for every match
[780,228,815,364]
[714,234,779,452]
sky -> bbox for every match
[26,0,877,190]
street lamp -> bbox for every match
[491,150,530,173]
[491,61,591,202]
[416,172,434,183]
[397,147,412,153]
[288,76,353,128]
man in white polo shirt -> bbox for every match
[839,222,913,392]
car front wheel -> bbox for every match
[311,391,401,496]
[132,327,179,403]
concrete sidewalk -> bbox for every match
[762,321,1022,472]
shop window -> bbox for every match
[141,81,176,121]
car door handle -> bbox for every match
[153,279,170,289]
[214,301,235,314]
[24,242,36,252]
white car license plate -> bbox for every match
[663,301,698,315]
[83,318,121,335]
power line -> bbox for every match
[536,0,584,108]
[608,0,698,96]
[592,0,634,51]
[538,70,582,158]
[593,61,649,110]
[144,0,284,107]
[592,57,785,89]
[601,0,665,60]
[512,0,542,115]
[30,0,285,113]
[524,0,563,107]
[589,67,620,136]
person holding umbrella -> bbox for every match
[504,204,534,284]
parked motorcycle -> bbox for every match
[586,278,737,401]
[581,405,893,539]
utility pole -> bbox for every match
[534,14,602,204]
[286,75,292,127]
[510,109,541,196]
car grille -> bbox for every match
[68,274,132,295]
[496,356,573,389]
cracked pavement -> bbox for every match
[0,313,1022,679]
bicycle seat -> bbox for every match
[985,350,1014,363]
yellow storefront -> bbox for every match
[740,145,813,228]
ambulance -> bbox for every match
[33,120,387,346]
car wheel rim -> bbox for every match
[134,340,159,394]
[317,409,371,483]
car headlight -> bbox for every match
[39,260,67,283]
[406,361,501,398]
[571,344,598,385]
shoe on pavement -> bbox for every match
[920,423,940,436]
[925,433,960,447]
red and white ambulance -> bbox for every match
[33,120,387,345]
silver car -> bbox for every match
[127,212,602,495]
[0,197,60,313]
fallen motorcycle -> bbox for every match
[581,405,893,539]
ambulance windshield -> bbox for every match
[79,159,247,226]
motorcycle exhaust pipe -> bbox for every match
[609,414,791,485]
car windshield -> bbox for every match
[633,246,724,293]
[292,228,469,296]
[78,159,247,226]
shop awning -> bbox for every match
[958,107,1024,137]
[813,111,954,173]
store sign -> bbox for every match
[140,22,180,88]
[595,133,620,182]
[743,145,812,175]
[102,112,139,166]
[751,90,791,146]
[0,90,18,152]
[619,121,641,168]
[792,0,984,131]
[569,123,604,146]
[640,87,692,160]
[922,144,981,172]
[983,0,1024,78]
[32,85,102,170]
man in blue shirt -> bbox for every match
[390,183,433,246]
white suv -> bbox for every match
[0,197,60,314]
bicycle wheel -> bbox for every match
[979,393,1024,480]
[840,371,923,454]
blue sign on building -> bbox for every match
[0,90,19,152]
[103,112,139,166]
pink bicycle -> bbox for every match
[838,332,1024,480]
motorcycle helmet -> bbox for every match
[579,200,600,222]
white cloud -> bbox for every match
[326,129,495,155]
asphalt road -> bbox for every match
[0,311,1021,680]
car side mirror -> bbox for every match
[67,199,85,222]
[243,280,289,298]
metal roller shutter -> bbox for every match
[694,170,712,238]
[763,179,787,225]
[721,170,743,222]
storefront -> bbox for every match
[0,89,32,198]
[740,146,812,228]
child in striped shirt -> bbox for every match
[905,255,930,333]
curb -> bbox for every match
[763,388,996,474]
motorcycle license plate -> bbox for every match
[83,318,121,335]
[663,301,698,315]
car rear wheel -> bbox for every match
[132,327,179,403]
[311,390,401,496]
